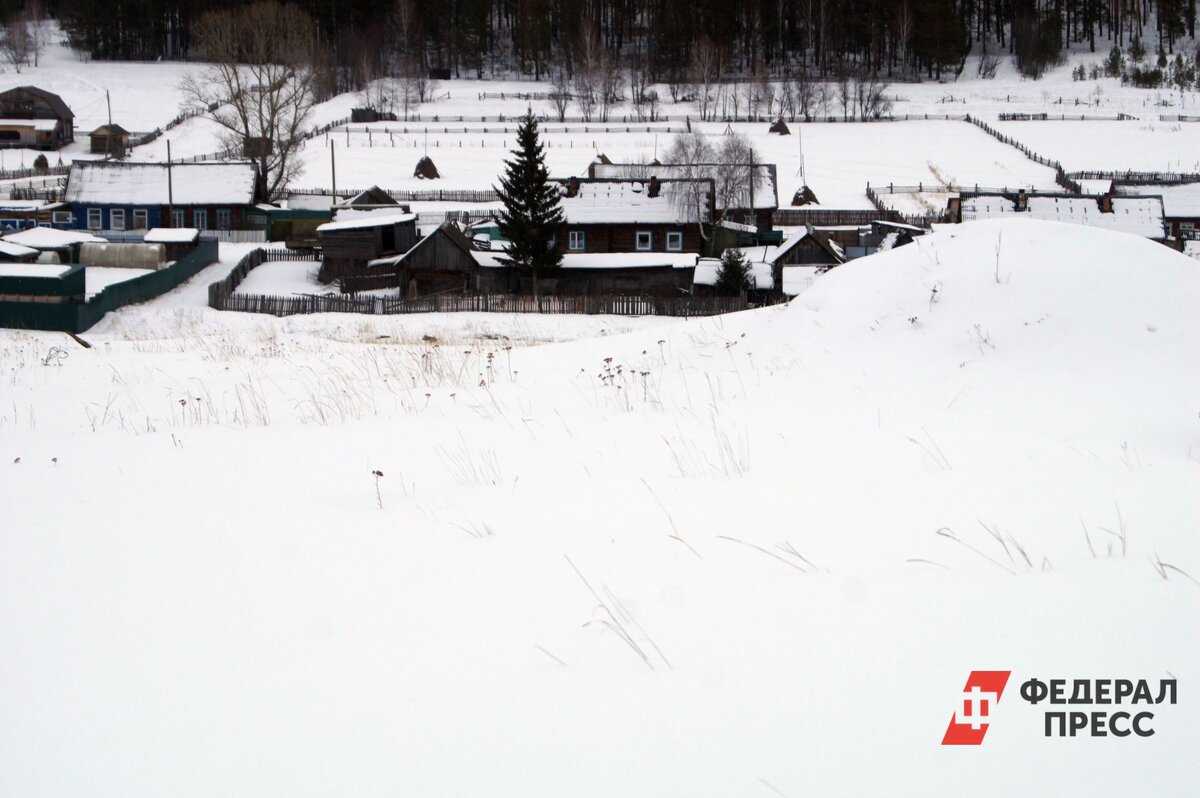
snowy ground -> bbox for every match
[2,219,1197,796]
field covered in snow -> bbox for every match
[2,220,1197,796]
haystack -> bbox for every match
[414,156,441,179]
[792,185,819,206]
[769,119,791,135]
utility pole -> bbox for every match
[166,140,174,227]
[330,140,337,198]
[105,89,112,160]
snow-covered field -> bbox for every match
[3,22,1200,796]
[2,219,1197,796]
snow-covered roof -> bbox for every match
[0,262,69,277]
[0,118,59,132]
[0,199,65,211]
[143,227,199,243]
[64,161,258,206]
[317,211,417,233]
[1115,183,1200,218]
[591,163,778,210]
[287,193,342,211]
[561,181,707,225]
[693,256,775,289]
[961,195,1166,238]
[0,241,40,258]
[2,227,105,249]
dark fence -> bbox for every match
[775,205,936,229]
[1070,170,1200,184]
[965,116,1082,193]
[207,247,323,309]
[0,238,219,333]
[0,164,70,182]
[998,112,1133,121]
[215,289,747,318]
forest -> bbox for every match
[13,1,1200,94]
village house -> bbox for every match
[0,86,75,149]
[0,199,74,232]
[556,176,714,255]
[64,160,259,231]
[1109,181,1200,242]
[952,189,1167,241]
[588,161,779,231]
[696,226,845,300]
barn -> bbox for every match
[0,86,75,149]
[316,210,417,282]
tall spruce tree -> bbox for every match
[494,110,564,294]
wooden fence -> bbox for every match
[965,116,1082,193]
[208,247,323,309]
[1070,170,1200,184]
[288,187,499,203]
[775,205,936,229]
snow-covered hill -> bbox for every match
[1,219,1196,795]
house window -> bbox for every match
[87,208,102,230]
[132,209,148,229]
[1181,221,1195,230]
[109,209,125,230]
[568,230,585,251]
[666,231,683,251]
[216,209,232,229]
[52,211,72,225]
[172,209,185,228]
[635,231,652,251]
[193,209,208,230]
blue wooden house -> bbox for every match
[63,160,259,231]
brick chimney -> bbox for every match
[1099,191,1113,213]
[1016,188,1028,211]
[648,176,660,198]
[567,177,580,197]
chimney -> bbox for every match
[1016,188,1028,211]
[567,177,579,197]
[1099,192,1113,213]
[648,176,660,198]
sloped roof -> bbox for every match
[0,86,74,119]
[369,222,475,267]
[591,162,779,210]
[961,194,1166,238]
[560,180,710,224]
[3,227,104,249]
[65,161,258,205]
[317,210,416,233]
[343,185,397,207]
[90,124,130,137]
[1115,183,1200,218]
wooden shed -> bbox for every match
[89,124,131,157]
[316,211,417,282]
[0,86,75,149]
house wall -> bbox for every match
[559,223,703,254]
[549,266,693,296]
[69,204,256,231]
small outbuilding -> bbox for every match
[0,86,75,149]
[89,124,131,157]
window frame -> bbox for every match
[216,208,232,229]
[193,209,208,230]
[568,230,586,251]
[87,208,102,230]
[131,209,148,230]
[666,231,683,252]
[635,230,652,251]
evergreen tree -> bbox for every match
[713,248,753,296]
[494,110,564,294]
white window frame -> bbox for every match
[666,231,683,251]
[109,209,126,230]
[568,230,585,251]
[52,211,73,225]
[216,209,232,229]
[193,209,208,230]
[172,209,185,228]
[635,231,652,251]
[87,208,102,230]
[132,209,148,229]
[1180,221,1194,230]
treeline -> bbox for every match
[41,0,1200,87]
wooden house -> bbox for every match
[556,176,713,255]
[64,160,259,231]
[361,222,514,295]
[316,210,417,282]
[1111,181,1200,241]
[89,124,131,157]
[0,86,75,149]
[698,227,844,299]
[953,190,1167,241]
[0,200,74,232]
[588,161,779,231]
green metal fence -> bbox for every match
[0,238,219,333]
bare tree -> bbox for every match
[628,56,650,121]
[549,65,572,122]
[1,19,33,72]
[181,1,319,200]
[690,37,722,121]
[598,50,624,122]
[664,130,716,242]
[25,0,44,68]
[789,71,818,121]
[573,21,602,121]
[713,133,765,222]
[852,70,893,120]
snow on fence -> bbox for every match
[998,112,1134,121]
[288,187,499,203]
[0,164,70,182]
[777,204,937,229]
